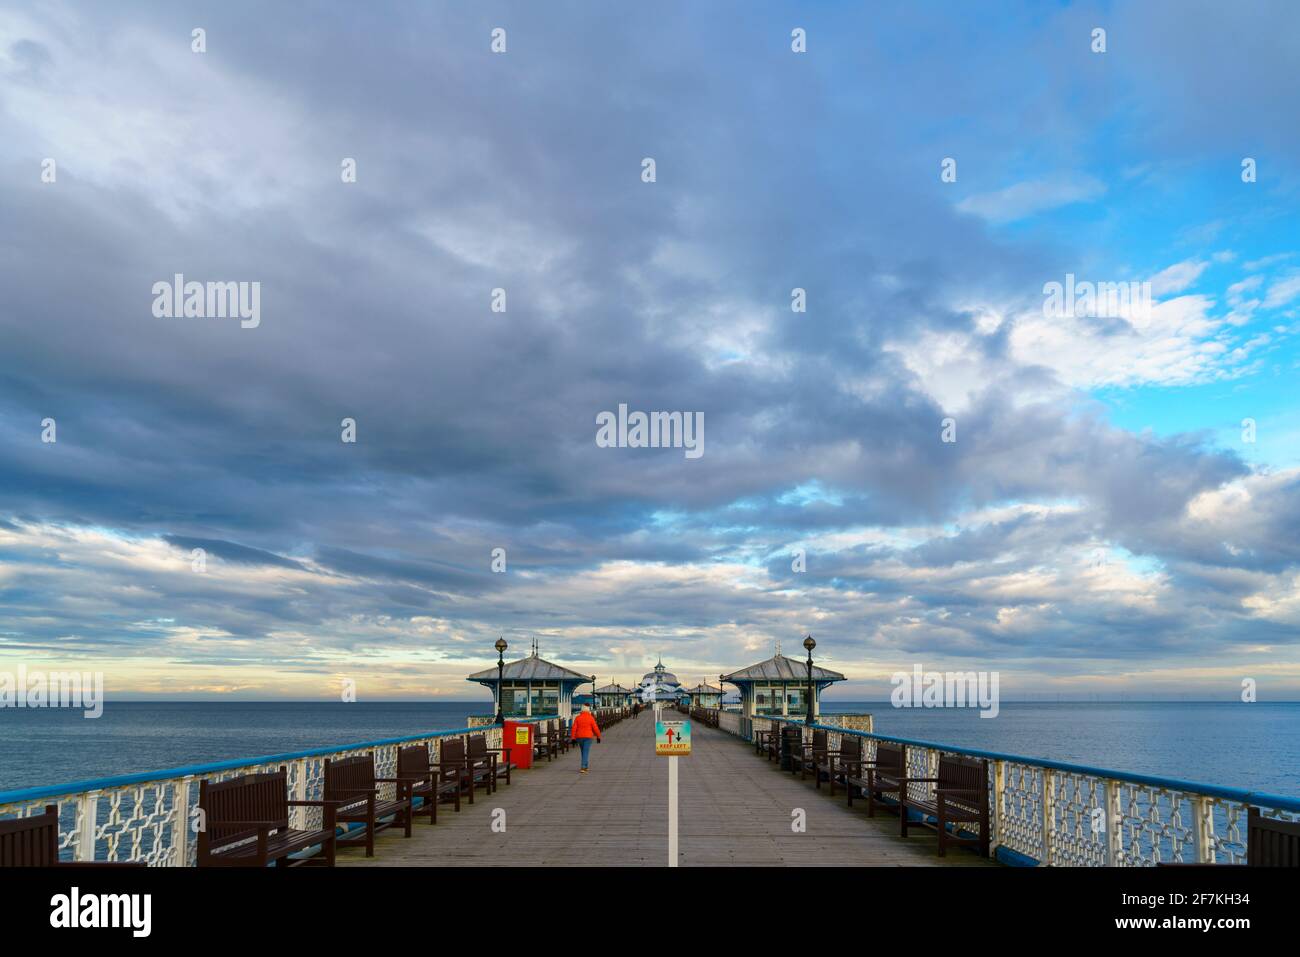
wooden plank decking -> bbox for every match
[341,716,998,867]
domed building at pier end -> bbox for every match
[637,658,682,703]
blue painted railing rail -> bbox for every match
[0,714,563,864]
[741,714,1300,865]
[0,715,559,806]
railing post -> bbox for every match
[172,776,193,867]
[991,760,1005,854]
[291,757,308,829]
[76,790,99,862]
[1192,795,1215,864]
[1040,769,1055,867]
[1104,778,1123,866]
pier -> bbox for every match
[3,704,1299,867]
[340,713,992,867]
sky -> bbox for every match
[1,1,1298,702]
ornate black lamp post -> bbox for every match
[590,674,598,714]
[803,635,816,726]
[494,637,508,724]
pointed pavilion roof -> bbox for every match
[721,654,845,684]
[682,683,723,695]
[467,653,589,683]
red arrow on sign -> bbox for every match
[665,728,676,744]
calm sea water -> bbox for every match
[1,700,1296,797]
[825,700,1300,797]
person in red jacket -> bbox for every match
[570,704,602,773]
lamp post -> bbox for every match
[591,674,598,716]
[494,637,507,724]
[803,635,816,726]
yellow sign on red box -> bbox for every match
[515,727,530,745]
[655,720,691,756]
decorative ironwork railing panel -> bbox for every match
[719,715,1299,867]
[0,719,553,865]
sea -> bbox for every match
[1,700,1297,797]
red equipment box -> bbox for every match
[502,720,533,769]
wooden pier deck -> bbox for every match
[341,716,998,867]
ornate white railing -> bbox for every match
[0,717,557,866]
[816,713,874,733]
[742,716,1300,866]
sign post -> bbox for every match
[668,754,677,867]
[656,719,691,867]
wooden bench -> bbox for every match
[465,738,509,795]
[0,805,147,867]
[754,724,778,758]
[437,738,482,804]
[396,744,462,824]
[763,725,788,762]
[1245,807,1300,866]
[323,753,413,857]
[533,721,558,762]
[900,754,990,858]
[822,734,863,797]
[468,734,513,792]
[793,729,829,782]
[845,741,907,816]
[198,768,338,867]
[778,726,804,771]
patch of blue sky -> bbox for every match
[776,481,844,507]
[1096,361,1299,468]
[1104,546,1165,578]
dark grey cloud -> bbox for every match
[0,0,1298,693]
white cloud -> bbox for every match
[956,173,1105,224]
[1263,271,1300,309]
[1150,259,1209,296]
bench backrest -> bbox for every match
[811,729,828,751]
[323,753,377,802]
[1249,806,1300,866]
[396,744,431,776]
[441,738,466,765]
[875,742,905,773]
[838,735,862,760]
[937,755,989,807]
[467,734,489,761]
[0,804,60,865]
[199,770,290,853]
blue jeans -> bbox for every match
[578,737,593,769]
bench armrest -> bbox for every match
[286,799,340,828]
[211,820,277,829]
